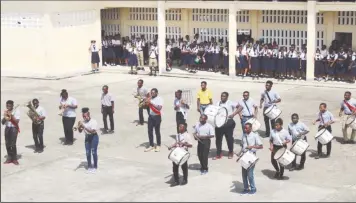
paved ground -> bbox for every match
[1,73,356,202]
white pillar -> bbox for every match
[229,5,237,77]
[157,1,166,75]
[306,0,317,81]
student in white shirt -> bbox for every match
[168,124,193,187]
[59,89,78,145]
[77,107,99,173]
[174,90,190,133]
[101,85,115,133]
[31,98,47,153]
[269,118,292,180]
[339,91,356,144]
[145,88,164,152]
[1,100,20,165]
[149,42,159,76]
[88,40,101,73]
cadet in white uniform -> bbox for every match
[89,40,101,73]
[59,89,78,145]
[339,91,356,144]
[31,99,47,153]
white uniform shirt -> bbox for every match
[149,96,163,116]
[59,97,77,118]
[238,98,257,117]
[192,122,215,138]
[34,106,46,122]
[112,40,121,46]
[241,132,263,153]
[149,46,158,58]
[176,132,193,151]
[270,129,292,146]
[215,100,237,117]
[136,41,143,51]
[300,52,306,60]
[137,87,149,99]
[288,122,309,141]
[340,98,356,115]
[83,118,98,135]
[320,49,329,58]
[327,54,338,60]
[316,111,334,126]
[174,98,188,119]
[101,93,114,107]
[90,44,99,52]
[223,48,228,56]
[261,90,281,108]
[3,108,20,127]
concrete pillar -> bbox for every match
[307,0,317,81]
[229,5,237,77]
[157,1,166,74]
[120,8,128,36]
[250,10,259,40]
[181,8,189,37]
[324,11,334,48]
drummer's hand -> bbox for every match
[324,123,329,127]
[312,121,316,125]
[269,147,273,152]
[246,146,254,149]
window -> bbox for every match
[101,8,120,20]
[129,8,157,21]
[1,13,43,28]
[130,25,157,42]
[338,11,356,25]
[193,27,229,43]
[236,10,250,23]
[166,26,182,40]
[102,24,120,36]
[166,9,182,21]
[192,9,228,22]
[262,10,307,24]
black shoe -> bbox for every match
[108,130,114,134]
[325,154,330,158]
[278,174,285,180]
[274,172,280,178]
[181,180,188,185]
[170,181,179,187]
[38,149,44,153]
[297,165,304,170]
[315,155,320,159]
[289,167,296,171]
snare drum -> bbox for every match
[345,115,356,130]
[264,105,282,120]
[168,147,190,166]
[245,118,261,132]
[274,148,295,166]
[315,128,334,145]
[204,105,228,128]
[239,151,259,170]
[290,139,309,156]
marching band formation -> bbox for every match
[2,79,356,195]
[90,33,356,82]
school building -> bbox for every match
[1,1,356,79]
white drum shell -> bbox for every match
[204,105,228,128]
[290,139,309,156]
[346,116,356,130]
[264,106,282,120]
[315,129,334,145]
[246,118,261,132]
[274,148,295,166]
[240,151,259,170]
[168,147,190,165]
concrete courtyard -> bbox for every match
[1,73,356,202]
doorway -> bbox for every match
[237,29,252,44]
[334,32,352,49]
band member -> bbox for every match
[168,123,192,186]
[77,108,99,173]
[238,91,258,132]
[31,99,46,153]
[149,42,159,76]
[260,80,281,137]
[145,88,163,152]
[135,79,150,125]
[2,100,20,165]
[288,114,309,171]
[339,91,356,144]
[214,92,242,159]
[240,123,263,195]
[197,81,213,115]
[174,90,189,133]
[312,103,335,159]
[136,37,145,70]
[59,89,78,145]
[269,118,291,180]
[101,85,115,133]
[192,114,215,175]
[89,40,101,73]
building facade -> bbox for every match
[1,1,356,79]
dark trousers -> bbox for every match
[317,126,332,156]
[197,139,211,171]
[263,107,276,137]
[271,145,285,175]
[32,122,44,149]
[215,119,235,155]
[139,107,150,124]
[148,115,161,147]
[5,126,18,161]
[176,112,186,133]
[291,138,306,167]
[173,161,188,182]
[85,134,99,168]
[62,116,76,143]
[102,106,114,131]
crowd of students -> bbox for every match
[99,32,356,83]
